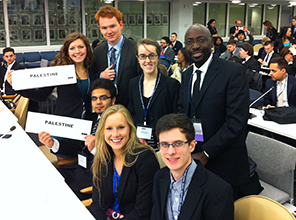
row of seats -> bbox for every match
[5,51,59,68]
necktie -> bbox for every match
[264,53,269,63]
[91,119,100,135]
[278,82,283,107]
[161,49,165,55]
[110,47,117,71]
[192,70,202,102]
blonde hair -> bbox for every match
[92,105,154,195]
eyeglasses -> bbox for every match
[137,54,158,60]
[157,140,189,150]
[184,37,210,46]
[91,95,112,101]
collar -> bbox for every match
[7,60,16,68]
[193,53,213,74]
[108,34,124,52]
[278,74,288,85]
[245,56,251,62]
[169,159,197,184]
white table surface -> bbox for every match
[0,101,94,220]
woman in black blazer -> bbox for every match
[7,32,95,119]
[263,20,277,41]
[274,26,292,53]
[207,19,220,40]
[91,105,159,220]
[128,38,180,149]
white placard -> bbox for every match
[12,65,76,91]
[25,112,92,141]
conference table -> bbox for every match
[0,101,94,219]
[248,108,296,141]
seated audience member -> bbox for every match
[170,32,183,55]
[264,57,296,107]
[151,113,234,220]
[256,37,271,59]
[220,39,240,60]
[258,41,279,70]
[0,47,24,95]
[90,105,159,220]
[38,78,116,200]
[128,38,180,149]
[207,19,219,39]
[171,48,192,83]
[230,28,254,47]
[213,36,227,57]
[274,26,292,53]
[240,42,260,72]
[263,20,278,41]
[279,46,296,76]
[160,36,175,64]
[230,19,242,37]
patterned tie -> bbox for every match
[278,82,283,107]
[192,70,202,102]
[91,118,100,135]
[110,47,117,71]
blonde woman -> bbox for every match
[91,104,159,220]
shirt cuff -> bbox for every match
[91,147,96,155]
[45,138,60,153]
[204,150,210,158]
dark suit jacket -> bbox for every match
[229,26,236,35]
[151,160,234,220]
[90,148,159,220]
[266,27,278,41]
[260,52,279,68]
[287,56,296,76]
[128,72,180,142]
[274,38,291,53]
[177,56,250,187]
[163,47,175,64]
[264,75,296,107]
[172,41,183,55]
[244,56,260,72]
[91,38,141,107]
[0,61,24,95]
[291,25,296,40]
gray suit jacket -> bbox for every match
[163,47,175,64]
[219,47,240,60]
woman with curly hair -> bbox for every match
[91,104,159,220]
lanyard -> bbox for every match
[138,71,161,125]
[169,162,192,219]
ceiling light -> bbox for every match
[231,0,241,3]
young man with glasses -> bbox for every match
[38,78,116,200]
[151,113,233,220]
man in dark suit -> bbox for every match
[160,36,175,64]
[230,19,242,37]
[91,5,140,107]
[170,32,183,55]
[258,41,279,69]
[240,42,260,72]
[38,78,116,200]
[264,57,296,107]
[151,113,233,220]
[178,24,250,200]
[0,47,24,95]
[291,16,296,40]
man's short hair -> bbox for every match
[228,56,243,64]
[292,15,296,21]
[156,113,195,142]
[262,37,270,43]
[161,36,171,44]
[90,78,117,98]
[264,41,274,47]
[171,32,177,37]
[270,57,288,71]
[227,39,237,46]
[241,42,253,56]
[3,47,15,55]
[95,5,122,24]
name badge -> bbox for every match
[192,119,204,142]
[136,124,152,140]
[78,152,87,168]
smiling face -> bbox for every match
[185,25,212,68]
[91,88,116,115]
[68,39,87,64]
[99,16,123,46]
[137,44,158,75]
[104,112,130,155]
[159,128,195,181]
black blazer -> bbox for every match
[91,38,141,107]
[244,56,260,72]
[264,75,296,107]
[266,27,278,41]
[177,56,250,187]
[274,38,292,53]
[292,25,296,40]
[287,56,296,76]
[128,73,180,144]
[90,148,160,220]
[260,52,279,68]
[172,41,183,55]
[151,160,234,220]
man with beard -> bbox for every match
[177,24,253,200]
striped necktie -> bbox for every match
[91,119,100,135]
[110,47,117,71]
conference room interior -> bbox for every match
[2,0,296,218]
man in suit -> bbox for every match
[258,41,279,69]
[264,57,296,107]
[219,39,240,60]
[178,24,250,200]
[91,5,140,107]
[151,113,233,220]
[160,36,175,64]
[291,16,296,40]
[38,78,116,200]
[170,32,183,55]
[0,47,24,95]
[230,19,242,37]
[240,42,260,72]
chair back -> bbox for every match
[14,96,29,129]
[23,52,41,68]
[253,43,263,53]
[234,195,295,220]
[246,132,296,204]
